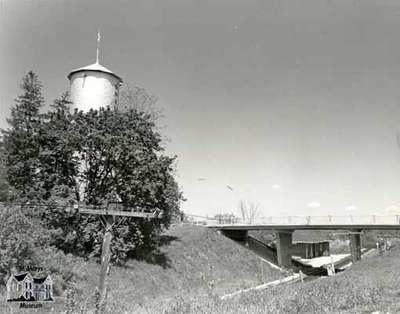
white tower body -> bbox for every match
[68,62,123,112]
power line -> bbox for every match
[0,201,162,219]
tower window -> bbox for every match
[114,84,120,106]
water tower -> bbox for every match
[68,32,123,112]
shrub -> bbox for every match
[0,204,85,296]
[0,204,50,280]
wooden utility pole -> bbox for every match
[98,215,113,305]
[67,203,160,313]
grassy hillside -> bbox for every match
[2,224,399,313]
[0,224,284,313]
[162,244,400,313]
[97,224,285,312]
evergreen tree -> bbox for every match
[7,71,44,130]
[35,92,78,201]
[2,71,44,198]
[0,140,16,201]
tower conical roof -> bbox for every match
[68,61,122,82]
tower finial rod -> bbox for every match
[96,29,101,64]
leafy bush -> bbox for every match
[0,204,86,296]
[0,204,50,280]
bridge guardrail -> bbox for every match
[188,214,400,226]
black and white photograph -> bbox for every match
[1,0,400,313]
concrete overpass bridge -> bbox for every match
[206,215,400,268]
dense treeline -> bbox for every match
[0,71,182,268]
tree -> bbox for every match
[117,86,161,118]
[60,107,182,262]
[2,71,44,198]
[239,200,260,224]
[0,140,16,201]
[34,92,78,201]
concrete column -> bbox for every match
[349,231,362,263]
[276,230,293,268]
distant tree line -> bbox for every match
[214,213,238,224]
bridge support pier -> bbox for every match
[349,231,362,263]
[276,230,293,268]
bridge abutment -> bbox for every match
[349,231,362,262]
[276,230,294,268]
[221,229,248,242]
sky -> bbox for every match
[2,0,400,217]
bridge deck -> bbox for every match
[208,224,400,231]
